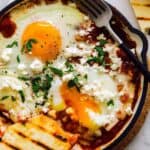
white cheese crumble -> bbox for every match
[81,81,117,102]
[103,43,117,53]
[17,63,28,75]
[30,59,44,73]
[75,64,88,75]
[97,34,106,40]
[0,48,13,63]
[0,76,23,91]
[62,73,74,82]
[78,29,87,36]
[64,45,91,58]
[86,108,117,127]
[125,105,133,115]
[83,16,90,21]
[110,56,122,70]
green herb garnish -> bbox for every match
[107,99,114,107]
[18,76,30,81]
[68,76,80,91]
[84,74,88,80]
[87,56,104,64]
[1,96,9,100]
[31,74,53,99]
[95,46,105,56]
[18,90,25,102]
[7,41,18,48]
[87,43,106,65]
[99,39,107,47]
[11,96,16,101]
[16,55,21,63]
[31,76,41,94]
[22,39,37,53]
[50,67,63,77]
[65,61,74,72]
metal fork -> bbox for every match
[72,0,150,81]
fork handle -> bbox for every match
[106,24,150,81]
[120,43,150,81]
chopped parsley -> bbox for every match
[11,96,16,101]
[107,99,114,107]
[0,96,16,101]
[84,74,88,80]
[6,41,18,48]
[99,39,107,47]
[22,38,37,53]
[68,76,80,91]
[18,90,25,103]
[18,76,30,81]
[95,46,105,56]
[65,61,74,72]
[87,56,104,64]
[16,55,21,63]
[87,40,106,65]
[31,76,41,94]
[50,67,63,77]
[31,74,53,99]
[1,96,9,100]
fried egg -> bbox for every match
[0,2,84,72]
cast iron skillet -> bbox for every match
[0,0,148,149]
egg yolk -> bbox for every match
[22,21,62,61]
[60,83,101,129]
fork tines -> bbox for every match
[71,0,107,18]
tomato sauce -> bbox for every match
[0,15,16,38]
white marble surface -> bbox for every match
[0,0,149,150]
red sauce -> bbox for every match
[0,15,16,38]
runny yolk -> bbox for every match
[22,21,62,61]
[60,83,101,129]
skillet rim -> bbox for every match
[0,1,148,149]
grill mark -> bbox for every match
[31,141,50,150]
[1,142,18,150]
[30,123,68,143]
[14,131,51,150]
[132,3,150,7]
[137,17,150,20]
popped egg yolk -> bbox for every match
[22,21,62,61]
[61,83,101,129]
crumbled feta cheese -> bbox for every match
[75,64,88,75]
[98,66,108,73]
[78,29,87,36]
[103,44,117,53]
[0,76,23,91]
[81,81,116,102]
[86,108,116,127]
[62,73,74,81]
[64,45,91,58]
[80,57,87,65]
[42,107,49,113]
[30,59,44,73]
[125,106,133,115]
[0,48,13,63]
[17,63,28,75]
[84,16,90,21]
[109,71,117,77]
[110,57,122,70]
[97,34,106,40]
[87,27,93,32]
[77,42,87,49]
